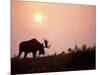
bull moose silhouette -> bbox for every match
[18,38,50,59]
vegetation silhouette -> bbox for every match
[11,44,95,74]
[18,38,50,59]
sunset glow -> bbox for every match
[34,14,43,23]
[11,0,96,57]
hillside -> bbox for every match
[11,48,95,74]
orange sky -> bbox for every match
[11,0,96,57]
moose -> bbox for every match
[18,38,50,59]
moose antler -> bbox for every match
[44,39,51,49]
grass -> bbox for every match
[11,45,96,74]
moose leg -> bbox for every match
[24,52,27,59]
[32,51,36,59]
[18,51,22,59]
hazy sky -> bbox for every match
[11,0,96,57]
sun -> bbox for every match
[34,14,43,23]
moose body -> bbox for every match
[18,39,50,59]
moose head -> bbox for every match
[38,39,51,55]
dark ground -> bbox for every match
[11,49,95,74]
